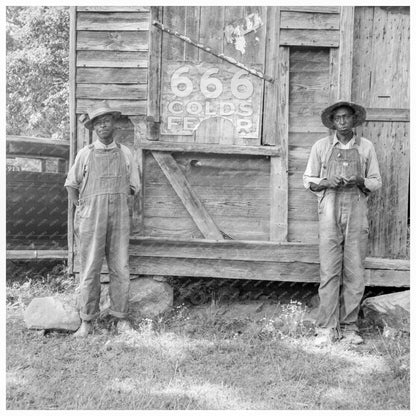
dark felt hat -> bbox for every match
[84,101,121,130]
[321,101,367,129]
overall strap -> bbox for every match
[324,136,336,167]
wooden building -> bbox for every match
[69,6,410,287]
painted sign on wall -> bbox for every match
[160,61,263,139]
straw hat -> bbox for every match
[83,101,121,130]
[321,101,366,129]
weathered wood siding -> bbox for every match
[142,153,270,240]
[73,6,150,151]
[70,6,410,283]
[288,48,330,243]
[140,6,274,241]
[284,6,410,258]
[352,6,410,258]
[158,6,267,145]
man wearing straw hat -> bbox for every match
[65,101,140,337]
[303,101,382,346]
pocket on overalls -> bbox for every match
[361,197,369,233]
[318,190,327,215]
[77,199,91,219]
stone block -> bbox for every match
[24,296,81,331]
[99,277,173,318]
[361,290,410,332]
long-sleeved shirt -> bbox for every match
[303,134,382,197]
[64,139,140,195]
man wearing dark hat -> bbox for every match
[303,101,382,346]
[65,101,140,337]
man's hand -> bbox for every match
[66,186,79,206]
[344,175,365,187]
[326,175,344,188]
[310,176,343,191]
[315,175,344,189]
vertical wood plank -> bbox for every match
[68,6,77,272]
[242,6,267,66]
[351,6,374,106]
[184,6,200,62]
[328,48,339,105]
[199,6,225,63]
[133,148,144,234]
[147,6,162,139]
[69,7,78,165]
[130,116,146,235]
[337,6,354,100]
[223,6,245,59]
[270,46,289,241]
[262,6,281,146]
[151,151,224,240]
[163,6,186,60]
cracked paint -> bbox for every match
[224,13,263,55]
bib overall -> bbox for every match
[317,146,369,333]
[75,145,131,321]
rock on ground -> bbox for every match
[361,290,410,332]
[24,296,81,331]
[100,277,173,318]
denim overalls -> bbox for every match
[316,143,369,334]
[75,144,131,321]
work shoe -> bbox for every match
[117,319,134,334]
[73,321,92,338]
[313,328,337,347]
[341,331,364,345]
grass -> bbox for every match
[6,267,410,410]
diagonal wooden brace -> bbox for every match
[153,20,274,83]
[152,151,224,240]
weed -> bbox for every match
[257,300,313,340]
[371,328,410,379]
[6,276,410,410]
[6,261,76,309]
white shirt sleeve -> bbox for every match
[64,147,90,190]
[303,141,326,189]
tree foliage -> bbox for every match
[6,7,70,140]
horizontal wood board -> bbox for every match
[77,51,149,68]
[77,7,150,13]
[76,31,149,51]
[76,68,147,84]
[280,11,339,30]
[77,12,150,31]
[76,84,147,100]
[76,99,146,116]
[72,238,409,287]
[280,29,339,47]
